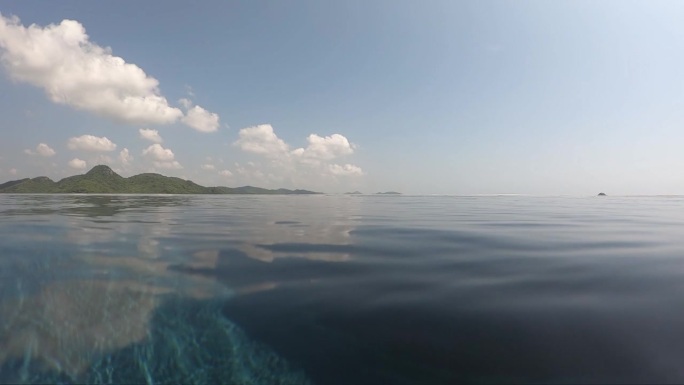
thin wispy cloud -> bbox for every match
[119,148,133,166]
[24,143,56,157]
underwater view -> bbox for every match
[2,194,684,384]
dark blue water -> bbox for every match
[2,194,684,384]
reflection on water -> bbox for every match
[6,194,684,383]
[0,293,311,384]
[0,279,158,377]
[0,195,348,384]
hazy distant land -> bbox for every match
[0,165,319,195]
[343,191,403,195]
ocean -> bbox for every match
[1,194,684,384]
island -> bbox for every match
[597,192,607,196]
[376,191,401,195]
[345,191,363,195]
[0,165,320,195]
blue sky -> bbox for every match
[1,1,684,194]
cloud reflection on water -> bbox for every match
[0,194,359,383]
[0,247,230,378]
[0,279,158,376]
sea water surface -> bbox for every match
[1,194,684,384]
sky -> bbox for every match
[1,1,684,195]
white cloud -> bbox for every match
[181,105,219,133]
[142,143,175,161]
[9,168,17,175]
[139,128,163,143]
[236,126,355,164]
[37,143,56,157]
[329,163,364,176]
[232,124,365,189]
[293,134,354,161]
[68,158,87,170]
[0,14,183,125]
[219,169,233,177]
[24,143,56,157]
[68,135,116,152]
[177,98,220,132]
[234,124,289,157]
[201,163,215,170]
[119,148,133,165]
[142,143,181,170]
[153,160,182,169]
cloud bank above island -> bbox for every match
[0,12,365,191]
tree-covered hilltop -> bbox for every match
[0,165,319,194]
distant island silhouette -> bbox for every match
[598,192,607,196]
[0,165,319,195]
[345,191,363,195]
[376,191,401,195]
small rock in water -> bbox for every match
[597,192,606,196]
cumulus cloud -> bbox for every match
[139,128,162,143]
[219,169,233,177]
[142,143,182,170]
[234,124,289,157]
[201,163,215,170]
[329,163,364,176]
[68,158,87,170]
[293,134,354,161]
[68,135,116,152]
[142,143,174,161]
[119,148,133,165]
[24,143,56,157]
[0,14,183,125]
[236,126,355,164]
[37,143,56,157]
[181,105,219,133]
[233,124,364,187]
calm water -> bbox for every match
[1,194,684,384]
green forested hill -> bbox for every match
[0,165,319,194]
